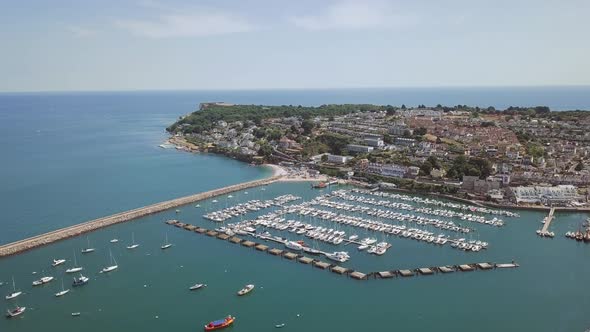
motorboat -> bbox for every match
[237,284,254,296]
[325,251,349,263]
[52,259,66,267]
[32,276,54,286]
[285,241,303,251]
[6,306,26,318]
[302,246,321,255]
[72,274,89,287]
[204,315,235,331]
[109,239,119,243]
[190,283,207,291]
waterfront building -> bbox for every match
[367,162,408,178]
[510,185,583,205]
[347,144,374,154]
[364,137,384,148]
[327,154,353,164]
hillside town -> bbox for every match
[168,102,590,208]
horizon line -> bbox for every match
[2,84,590,95]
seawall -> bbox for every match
[0,175,281,258]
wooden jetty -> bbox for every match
[0,175,282,257]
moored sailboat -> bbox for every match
[66,250,83,273]
[237,284,254,296]
[161,233,172,249]
[5,277,22,300]
[100,249,118,273]
[55,279,70,297]
[126,232,139,249]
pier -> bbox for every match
[165,219,519,281]
[537,207,556,237]
[0,175,282,257]
[541,207,556,233]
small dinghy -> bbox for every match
[189,283,206,291]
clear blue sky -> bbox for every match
[1,0,589,92]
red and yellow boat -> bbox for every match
[204,315,235,331]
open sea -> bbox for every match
[1,87,590,332]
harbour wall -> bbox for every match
[0,175,282,258]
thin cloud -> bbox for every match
[116,11,256,38]
[290,1,415,31]
[67,25,96,37]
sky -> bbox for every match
[0,0,589,92]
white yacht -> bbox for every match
[348,234,359,241]
[6,306,26,318]
[52,259,66,267]
[32,276,54,286]
[325,251,349,263]
[66,251,83,273]
[100,249,118,273]
[55,279,70,297]
[161,233,172,249]
[284,241,303,251]
[81,237,95,254]
[189,283,206,291]
[126,232,139,249]
[5,277,22,300]
[110,238,119,243]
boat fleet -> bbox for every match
[204,195,301,222]
[351,188,519,217]
[3,233,174,318]
[331,190,506,227]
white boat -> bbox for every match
[32,276,54,286]
[237,284,255,296]
[6,306,26,318]
[55,279,70,297]
[325,251,349,263]
[161,233,172,249]
[5,277,22,300]
[100,249,118,273]
[110,238,119,243]
[81,237,95,254]
[72,274,89,287]
[302,246,321,255]
[126,232,139,249]
[189,283,206,291]
[284,241,303,251]
[52,259,66,267]
[71,312,81,317]
[357,244,369,250]
[66,250,83,273]
[348,235,359,241]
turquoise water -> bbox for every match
[1,182,589,332]
[1,90,590,331]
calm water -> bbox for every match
[1,89,590,331]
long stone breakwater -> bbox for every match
[0,175,282,258]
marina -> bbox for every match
[164,219,519,281]
[0,181,587,332]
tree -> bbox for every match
[258,143,273,157]
[301,119,315,135]
[383,133,393,144]
[385,105,396,116]
[401,104,406,110]
[575,162,584,171]
[414,127,427,136]
[321,154,328,162]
